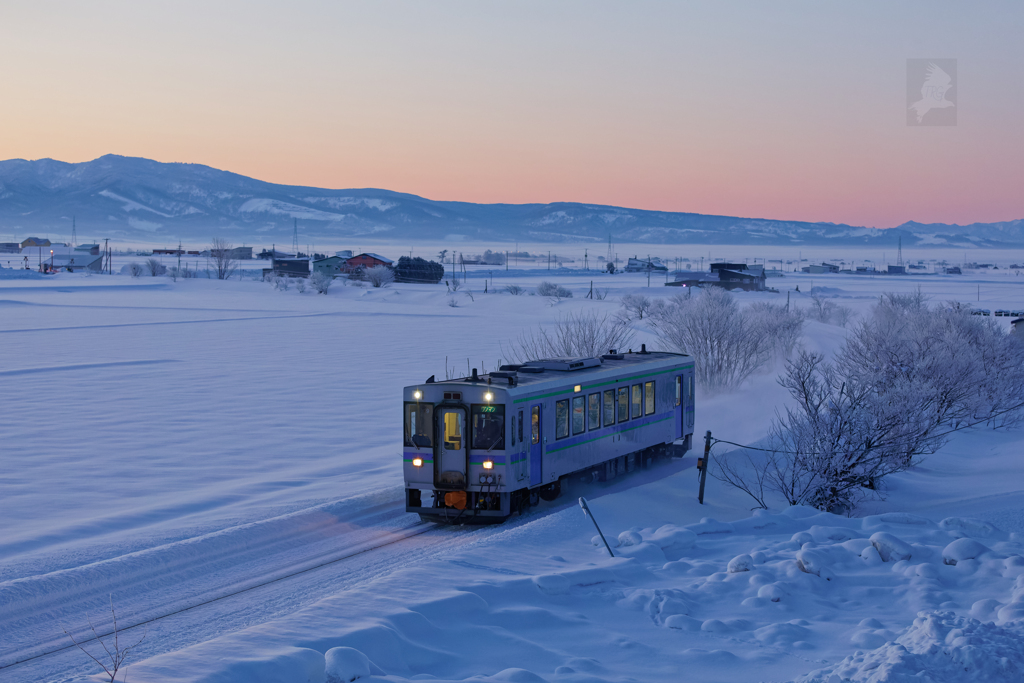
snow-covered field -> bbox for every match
[3,256,1024,683]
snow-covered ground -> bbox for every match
[2,257,1024,682]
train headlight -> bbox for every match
[413,390,422,400]
[412,458,423,467]
[484,392,493,402]
[482,460,493,470]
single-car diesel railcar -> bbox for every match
[403,347,695,523]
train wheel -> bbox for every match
[539,479,561,501]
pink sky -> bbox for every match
[2,2,1022,228]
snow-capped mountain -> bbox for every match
[1,155,1020,246]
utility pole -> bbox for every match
[103,238,110,274]
[698,431,712,504]
[71,216,77,248]
[548,251,551,270]
[292,219,299,256]
[584,249,588,271]
[177,240,182,276]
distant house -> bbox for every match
[625,256,668,273]
[335,250,353,258]
[228,246,252,260]
[346,253,393,271]
[709,263,767,291]
[312,256,347,278]
[154,248,185,255]
[0,242,20,254]
[944,266,962,275]
[665,270,708,288]
[265,258,310,278]
[802,262,839,274]
[887,265,906,275]
[1012,319,1024,338]
[257,248,295,260]
[21,237,51,248]
[51,252,104,273]
[75,244,101,256]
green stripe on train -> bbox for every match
[512,365,694,404]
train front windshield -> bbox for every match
[404,403,434,447]
[471,404,505,450]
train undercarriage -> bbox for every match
[407,441,689,525]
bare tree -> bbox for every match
[620,294,652,320]
[503,310,635,362]
[62,596,146,683]
[505,284,525,295]
[144,258,165,276]
[209,238,237,280]
[365,265,395,288]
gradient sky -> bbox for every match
[2,1,1022,228]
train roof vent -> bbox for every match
[522,357,602,372]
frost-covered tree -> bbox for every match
[365,265,395,288]
[650,288,801,391]
[620,294,652,320]
[715,292,1024,512]
[503,310,634,362]
[310,271,333,294]
[145,258,166,276]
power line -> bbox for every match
[711,399,1024,456]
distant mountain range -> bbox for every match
[1,154,1021,247]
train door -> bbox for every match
[685,372,695,431]
[436,406,467,488]
[675,374,684,440]
[529,404,543,486]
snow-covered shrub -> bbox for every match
[365,265,394,288]
[715,292,1024,513]
[145,258,166,276]
[295,278,306,293]
[620,294,652,320]
[505,284,524,295]
[272,276,289,291]
[807,292,854,327]
[650,287,776,391]
[537,281,572,299]
[310,271,333,294]
[127,262,144,278]
[503,310,635,363]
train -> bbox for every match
[402,345,696,523]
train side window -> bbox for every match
[617,386,629,423]
[572,396,585,435]
[518,410,524,444]
[675,376,681,407]
[688,375,694,401]
[471,404,505,450]
[511,415,516,446]
[587,393,601,431]
[555,399,570,439]
[631,384,642,419]
[644,381,655,415]
[603,390,615,427]
[404,402,434,448]
[531,407,540,445]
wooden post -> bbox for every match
[698,430,712,504]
